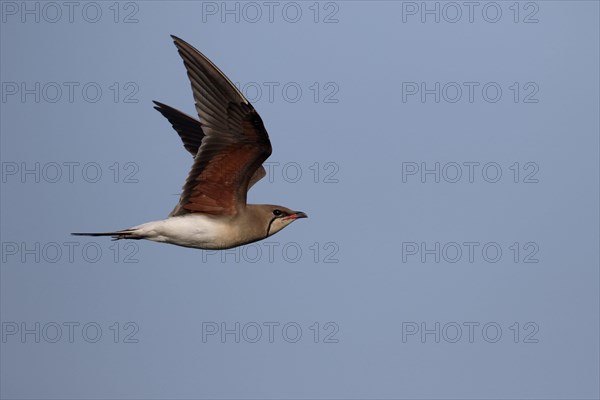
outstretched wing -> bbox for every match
[153,100,267,192]
[167,36,272,217]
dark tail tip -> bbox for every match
[71,232,115,237]
[71,230,141,240]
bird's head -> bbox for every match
[250,205,308,238]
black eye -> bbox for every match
[273,209,283,216]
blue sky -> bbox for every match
[1,1,599,398]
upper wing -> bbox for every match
[153,100,267,213]
[153,100,267,187]
[167,36,272,217]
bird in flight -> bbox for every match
[73,35,307,249]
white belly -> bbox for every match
[132,215,235,249]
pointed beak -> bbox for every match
[284,211,308,220]
[294,211,308,219]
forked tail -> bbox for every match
[71,229,142,241]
